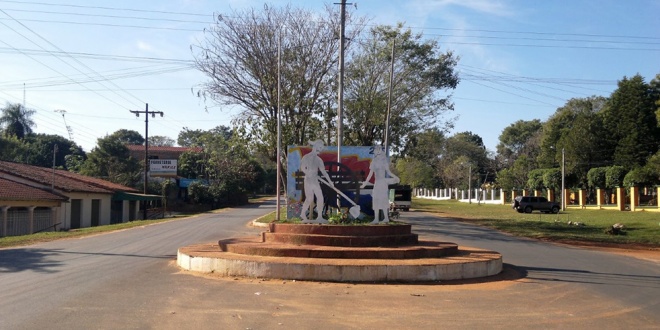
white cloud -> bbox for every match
[136,41,154,52]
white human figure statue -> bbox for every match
[361,146,400,224]
[300,140,333,223]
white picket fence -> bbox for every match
[414,188,503,204]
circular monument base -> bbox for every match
[178,243,502,282]
[177,223,502,282]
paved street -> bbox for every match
[1,200,658,329]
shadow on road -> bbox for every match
[0,248,175,273]
[0,248,63,273]
[519,265,660,288]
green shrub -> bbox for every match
[605,166,627,188]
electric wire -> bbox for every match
[1,1,657,151]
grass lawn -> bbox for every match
[413,198,660,247]
[0,218,179,248]
[257,197,660,248]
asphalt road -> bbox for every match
[1,200,658,329]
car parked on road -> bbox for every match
[512,196,560,214]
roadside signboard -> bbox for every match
[149,159,177,177]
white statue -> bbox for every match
[300,140,333,223]
[361,146,399,224]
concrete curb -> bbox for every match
[177,243,502,282]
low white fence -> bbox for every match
[414,188,503,205]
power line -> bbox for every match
[0,10,139,110]
[0,47,194,64]
[0,0,211,17]
[0,17,204,31]
[4,0,658,42]
[2,8,212,24]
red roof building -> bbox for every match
[0,160,144,236]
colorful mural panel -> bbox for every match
[287,145,379,220]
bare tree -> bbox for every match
[193,4,364,158]
[343,24,459,151]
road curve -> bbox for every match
[1,201,658,329]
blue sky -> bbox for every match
[1,0,658,152]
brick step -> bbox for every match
[268,223,412,236]
[262,232,418,247]
[219,237,458,259]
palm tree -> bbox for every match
[0,103,36,139]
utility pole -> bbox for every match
[336,0,347,164]
[130,103,163,220]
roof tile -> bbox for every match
[0,160,138,194]
[0,177,68,202]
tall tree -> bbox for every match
[343,23,459,150]
[148,135,175,147]
[178,126,232,148]
[496,119,542,167]
[22,133,85,169]
[0,136,28,162]
[601,75,660,169]
[497,155,535,191]
[650,74,660,126]
[0,103,36,139]
[436,131,489,188]
[109,129,144,145]
[193,4,364,159]
[177,126,265,203]
[80,133,141,187]
[538,96,609,187]
[401,128,445,162]
[397,128,445,187]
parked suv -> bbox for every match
[512,196,560,214]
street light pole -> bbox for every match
[336,0,346,164]
[384,38,395,156]
[276,27,282,222]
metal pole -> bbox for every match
[384,39,395,156]
[276,28,282,222]
[561,148,565,211]
[337,0,346,164]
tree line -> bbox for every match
[396,73,660,193]
[2,3,659,204]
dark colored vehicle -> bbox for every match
[389,184,412,211]
[512,196,560,214]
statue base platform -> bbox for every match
[177,223,502,282]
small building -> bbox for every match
[0,160,146,236]
[0,177,68,236]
